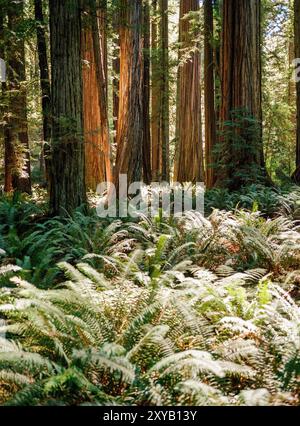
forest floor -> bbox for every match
[0,184,299,406]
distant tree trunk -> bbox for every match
[288,30,296,177]
[293,0,300,182]
[151,0,160,181]
[218,0,267,189]
[114,0,144,195]
[112,12,120,148]
[174,0,203,183]
[4,1,31,194]
[0,10,13,193]
[151,0,169,182]
[93,0,111,183]
[143,0,152,184]
[214,0,221,124]
[34,0,51,184]
[204,0,216,189]
[82,0,111,191]
[49,0,86,215]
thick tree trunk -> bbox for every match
[112,14,120,148]
[143,0,152,184]
[4,0,31,194]
[151,0,169,182]
[34,0,51,184]
[49,0,86,215]
[82,0,111,191]
[93,0,111,184]
[293,0,300,182]
[218,0,266,189]
[151,0,160,181]
[114,0,144,195]
[174,0,203,183]
[204,0,216,189]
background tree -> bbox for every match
[218,0,267,189]
[3,0,31,194]
[34,0,51,184]
[204,0,216,189]
[151,0,169,182]
[142,0,152,184]
[114,0,144,195]
[112,5,120,148]
[82,0,111,191]
[174,0,203,183]
[49,0,86,215]
[293,0,300,182]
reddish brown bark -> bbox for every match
[174,0,203,183]
[143,0,152,184]
[82,0,111,191]
[112,11,120,147]
[114,0,144,194]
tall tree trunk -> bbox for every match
[143,0,152,184]
[204,0,216,189]
[112,10,120,148]
[293,0,300,182]
[49,0,86,215]
[0,9,12,193]
[4,0,31,194]
[151,0,169,182]
[218,0,267,189]
[34,0,51,184]
[151,0,160,181]
[114,0,144,195]
[174,0,203,183]
[82,0,111,191]
[94,0,111,184]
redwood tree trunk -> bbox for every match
[49,0,86,215]
[82,0,111,191]
[114,0,144,194]
[142,0,152,184]
[218,0,266,189]
[151,0,169,182]
[112,11,120,148]
[293,0,300,182]
[5,0,31,194]
[34,0,51,184]
[174,0,203,183]
[204,0,216,189]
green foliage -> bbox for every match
[0,259,299,406]
[215,109,267,189]
[205,184,300,217]
[0,190,299,405]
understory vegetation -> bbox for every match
[0,185,299,406]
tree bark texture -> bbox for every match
[49,0,86,215]
[114,0,144,195]
[204,0,216,189]
[151,0,169,182]
[218,0,266,188]
[174,0,203,183]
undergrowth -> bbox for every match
[0,185,299,406]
